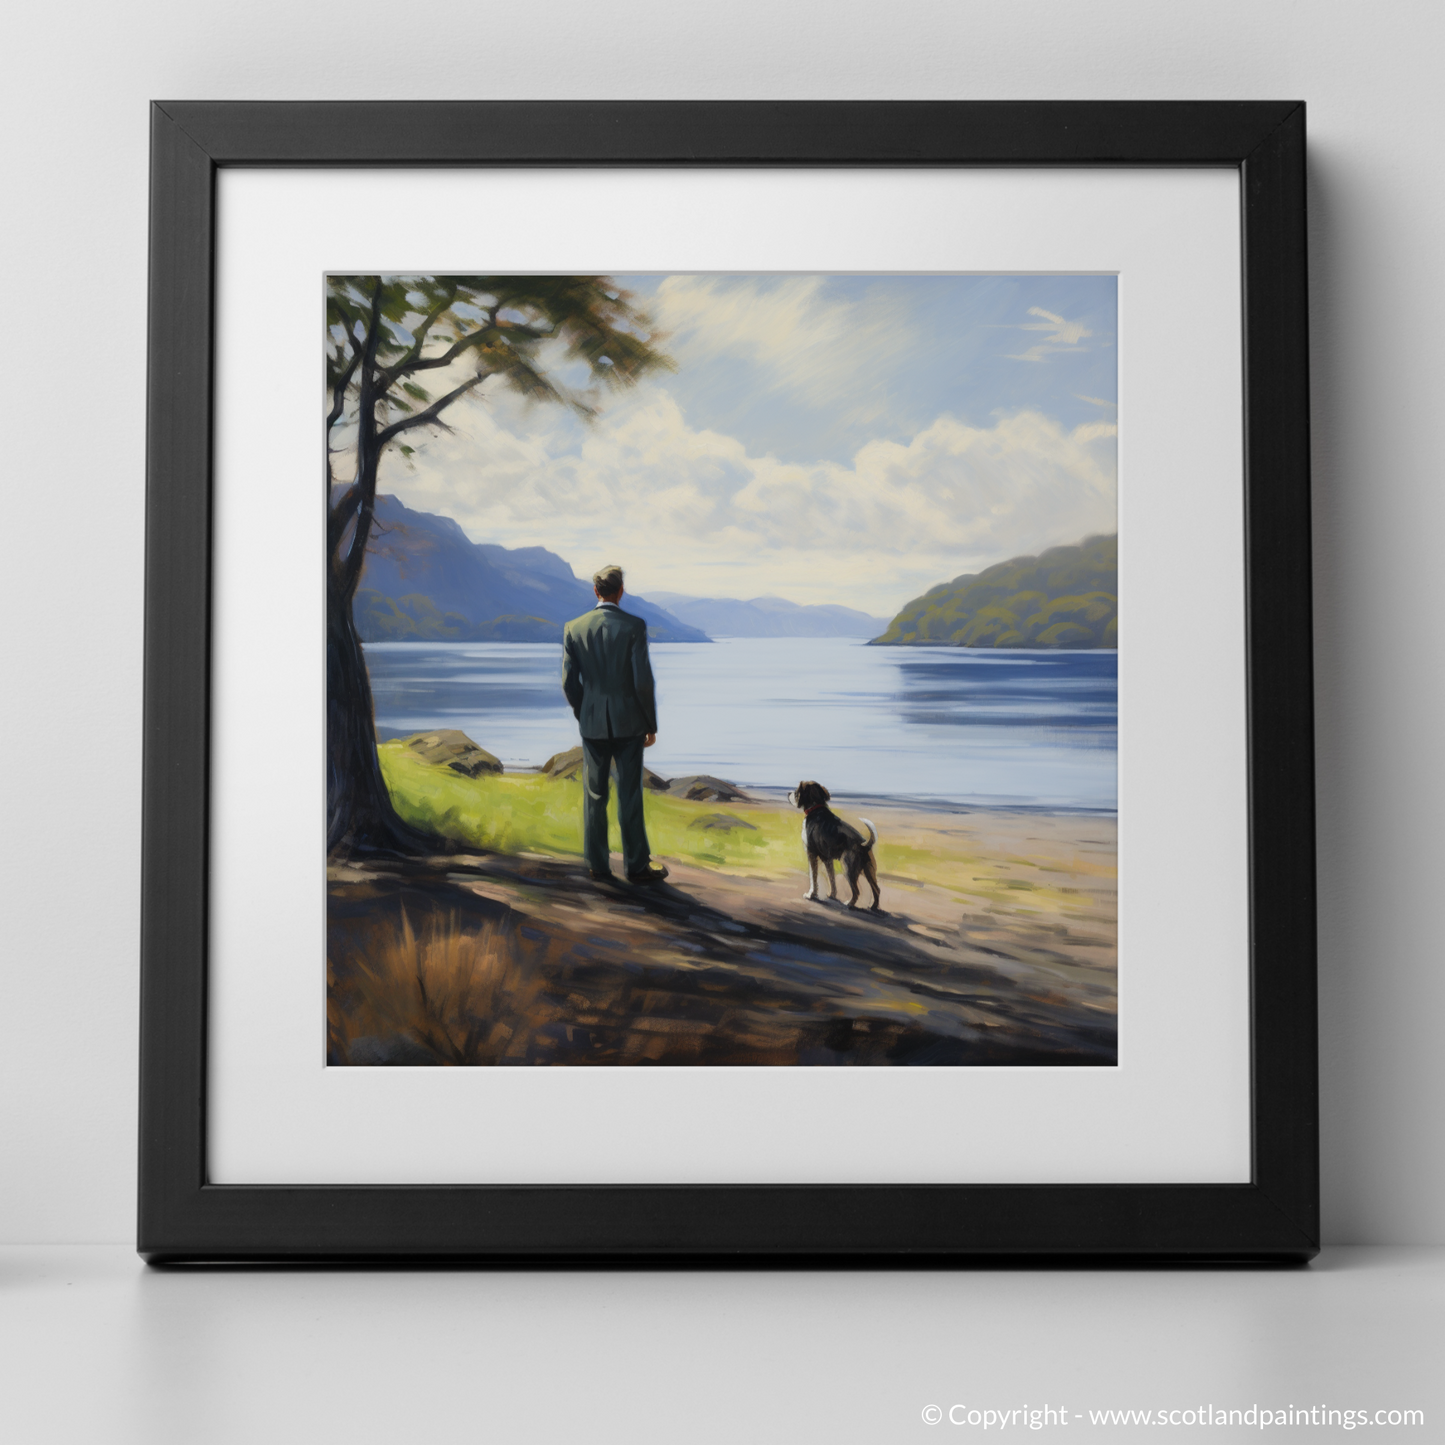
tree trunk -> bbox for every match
[326,284,446,859]
[326,573,438,859]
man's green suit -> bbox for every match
[561,602,657,877]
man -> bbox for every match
[561,565,669,886]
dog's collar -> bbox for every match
[803,803,826,816]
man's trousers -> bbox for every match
[580,734,652,877]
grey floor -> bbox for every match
[1,1247,1439,1442]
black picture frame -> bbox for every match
[140,100,1316,1263]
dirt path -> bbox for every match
[329,802,1116,1067]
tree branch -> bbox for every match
[389,323,500,380]
[385,305,520,386]
[375,286,458,391]
[376,370,494,446]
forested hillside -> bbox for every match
[871,536,1116,649]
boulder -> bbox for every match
[541,745,585,777]
[400,729,502,777]
[666,774,751,803]
[686,812,758,832]
[540,745,669,790]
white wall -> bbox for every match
[1,0,1439,1244]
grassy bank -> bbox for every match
[376,741,1113,915]
[378,741,793,873]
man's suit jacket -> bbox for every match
[562,603,657,740]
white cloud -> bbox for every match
[377,386,1116,617]
[1009,306,1093,363]
[650,274,909,416]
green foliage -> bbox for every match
[328,274,675,606]
[471,615,565,643]
[355,590,473,640]
[874,535,1117,649]
[355,591,562,643]
[327,275,675,453]
[377,746,791,872]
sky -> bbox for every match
[371,273,1117,619]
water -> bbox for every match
[364,637,1117,811]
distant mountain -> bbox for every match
[646,592,891,639]
[871,536,1117,649]
[349,494,709,643]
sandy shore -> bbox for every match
[688,791,1118,1002]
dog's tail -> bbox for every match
[858,818,877,850]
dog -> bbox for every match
[787,780,881,912]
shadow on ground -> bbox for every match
[327,847,1117,1067]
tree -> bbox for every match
[325,275,672,857]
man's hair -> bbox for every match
[593,564,624,599]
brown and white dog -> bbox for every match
[787,780,881,911]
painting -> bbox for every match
[325,273,1118,1068]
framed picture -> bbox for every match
[140,101,1316,1261]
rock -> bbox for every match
[400,729,502,777]
[541,745,585,777]
[686,812,758,832]
[666,774,751,803]
[541,745,669,790]
[347,1034,438,1066]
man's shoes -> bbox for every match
[589,870,618,883]
[626,864,669,886]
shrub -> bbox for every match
[329,909,550,1065]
